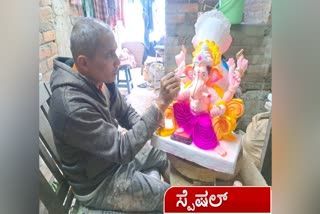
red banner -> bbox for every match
[164,186,271,213]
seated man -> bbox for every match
[48,17,181,212]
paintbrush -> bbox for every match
[236,49,244,59]
[235,49,245,77]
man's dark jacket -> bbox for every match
[48,57,163,195]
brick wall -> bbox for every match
[244,0,272,24]
[39,0,82,81]
[39,0,56,80]
[165,0,199,73]
[226,24,271,130]
[226,24,272,92]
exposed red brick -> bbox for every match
[47,55,58,70]
[40,21,55,33]
[166,14,185,24]
[42,71,53,81]
[182,3,199,13]
[43,31,56,43]
[39,60,48,74]
[47,58,54,70]
[40,0,51,7]
[39,44,52,60]
[50,43,58,56]
[40,6,54,23]
[39,33,44,45]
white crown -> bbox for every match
[194,9,232,53]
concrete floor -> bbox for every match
[118,67,158,114]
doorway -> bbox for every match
[115,0,166,94]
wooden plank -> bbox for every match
[39,109,60,162]
[39,199,49,214]
[63,187,74,211]
[39,156,53,182]
[39,81,74,213]
[40,82,50,107]
[44,81,52,95]
[40,139,70,211]
[39,138,65,184]
[56,180,70,207]
[42,102,50,116]
[39,171,68,214]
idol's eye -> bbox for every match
[206,66,212,72]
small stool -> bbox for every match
[116,65,133,94]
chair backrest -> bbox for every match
[39,81,74,214]
[121,41,144,67]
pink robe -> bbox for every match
[173,102,219,150]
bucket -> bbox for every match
[215,0,245,24]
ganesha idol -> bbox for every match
[156,9,248,157]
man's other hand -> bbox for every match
[155,72,181,112]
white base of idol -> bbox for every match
[151,133,242,175]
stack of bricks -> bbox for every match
[39,0,83,81]
[164,0,199,73]
[39,0,57,81]
[227,0,272,130]
[226,24,272,92]
[244,0,272,24]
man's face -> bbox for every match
[87,33,120,84]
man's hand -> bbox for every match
[155,72,181,112]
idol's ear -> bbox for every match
[207,66,223,86]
